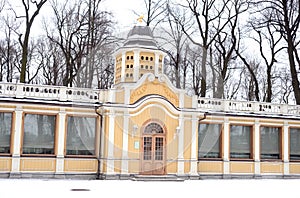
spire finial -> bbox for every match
[137,15,144,23]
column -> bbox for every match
[106,112,115,174]
[283,121,289,175]
[55,109,66,174]
[189,115,198,175]
[121,52,126,82]
[11,106,23,175]
[223,118,230,175]
[177,115,184,175]
[121,112,129,174]
[254,119,260,175]
[154,52,159,75]
[133,50,140,81]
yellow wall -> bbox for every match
[130,79,179,107]
[198,161,223,173]
[184,119,192,173]
[0,158,11,172]
[230,162,254,173]
[64,159,98,172]
[20,158,56,172]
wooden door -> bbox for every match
[141,123,165,175]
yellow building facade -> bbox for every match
[0,25,299,179]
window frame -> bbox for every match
[260,125,283,161]
[65,115,99,158]
[0,111,13,156]
[229,124,254,161]
[21,112,57,157]
[289,127,300,162]
[198,122,223,161]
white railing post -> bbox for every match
[15,84,24,99]
[223,100,230,112]
[59,86,67,101]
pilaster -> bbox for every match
[223,118,229,175]
[55,109,66,174]
[177,114,185,175]
[11,106,23,174]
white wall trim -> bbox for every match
[56,109,66,173]
[190,116,198,175]
[106,113,115,174]
[121,112,129,174]
[177,114,185,175]
[11,106,23,173]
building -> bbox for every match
[0,24,300,179]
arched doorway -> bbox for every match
[140,122,166,175]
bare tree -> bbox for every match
[12,0,48,83]
[160,4,189,89]
[133,0,167,27]
[254,0,300,104]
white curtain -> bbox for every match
[230,125,251,158]
[0,112,12,153]
[66,117,96,155]
[290,128,300,158]
[260,127,280,158]
[198,124,221,158]
[23,114,55,154]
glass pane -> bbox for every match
[198,124,221,158]
[290,128,300,160]
[260,127,280,159]
[66,116,96,155]
[230,125,251,158]
[144,123,163,134]
[143,137,152,160]
[0,112,12,153]
[155,137,163,160]
[23,114,56,154]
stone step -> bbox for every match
[131,175,185,182]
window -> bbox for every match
[150,66,153,70]
[145,65,148,69]
[230,125,252,159]
[150,57,153,61]
[130,73,133,77]
[141,65,144,69]
[126,73,129,78]
[141,56,144,60]
[66,116,96,156]
[127,56,129,60]
[0,112,12,154]
[198,123,222,159]
[260,126,281,160]
[131,56,133,59]
[290,128,300,160]
[130,64,133,68]
[23,114,56,155]
[146,57,149,61]
[126,65,129,68]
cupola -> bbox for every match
[113,24,166,85]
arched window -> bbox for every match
[144,123,163,134]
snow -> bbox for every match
[0,179,299,198]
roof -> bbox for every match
[123,26,158,49]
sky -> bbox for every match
[102,0,145,29]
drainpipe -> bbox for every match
[95,105,103,180]
[198,112,207,123]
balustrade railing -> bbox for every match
[1,82,300,116]
[0,82,110,103]
[197,97,300,116]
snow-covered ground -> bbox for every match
[0,179,299,198]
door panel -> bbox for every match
[141,135,165,175]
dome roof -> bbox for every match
[123,26,158,49]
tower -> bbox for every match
[113,25,166,85]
